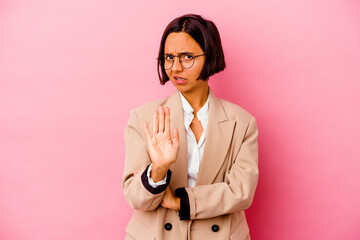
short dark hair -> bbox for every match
[157,14,226,85]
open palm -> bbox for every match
[144,106,179,168]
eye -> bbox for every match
[165,55,173,61]
[184,54,193,60]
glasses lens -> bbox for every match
[164,55,173,70]
[180,54,194,69]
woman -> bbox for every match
[122,14,259,240]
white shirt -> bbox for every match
[147,91,210,188]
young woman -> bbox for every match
[122,14,259,240]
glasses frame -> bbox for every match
[160,53,205,70]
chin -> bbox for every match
[172,83,188,90]
[173,85,186,92]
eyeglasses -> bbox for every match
[161,53,205,70]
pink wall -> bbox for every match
[1,0,359,239]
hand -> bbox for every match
[161,186,180,210]
[144,106,180,181]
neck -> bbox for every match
[181,84,209,113]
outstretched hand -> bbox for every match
[143,106,179,180]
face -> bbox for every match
[164,32,208,94]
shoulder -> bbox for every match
[217,97,254,123]
[129,95,171,121]
[216,97,259,139]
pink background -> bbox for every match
[1,0,359,239]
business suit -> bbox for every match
[122,88,259,240]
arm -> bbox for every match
[176,116,259,220]
[122,109,167,211]
[122,107,179,211]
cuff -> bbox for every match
[147,164,167,187]
[141,164,172,194]
[175,187,190,220]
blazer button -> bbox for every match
[211,224,220,232]
[164,223,172,231]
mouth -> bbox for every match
[173,76,187,85]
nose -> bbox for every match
[171,57,183,72]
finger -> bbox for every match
[159,106,165,132]
[164,107,170,134]
[152,111,158,135]
[144,121,153,144]
[165,186,174,198]
[164,187,171,198]
[172,128,179,148]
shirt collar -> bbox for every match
[197,96,209,122]
[179,92,194,114]
[179,91,209,123]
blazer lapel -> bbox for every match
[164,90,188,189]
[195,89,236,186]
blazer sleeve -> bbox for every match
[122,109,171,211]
[178,116,259,220]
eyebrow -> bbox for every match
[164,52,194,55]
